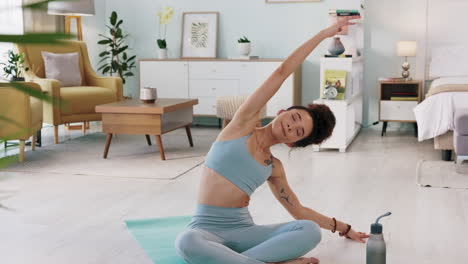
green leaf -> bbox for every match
[0,33,73,44]
[98,39,112,45]
[99,51,110,57]
[124,72,134,77]
[115,28,123,38]
[116,20,123,28]
[127,55,136,62]
[117,45,128,54]
[122,53,127,60]
[102,66,111,74]
[110,11,118,26]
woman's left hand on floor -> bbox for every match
[344,229,369,243]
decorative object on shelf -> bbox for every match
[0,50,29,81]
[322,69,347,100]
[237,36,251,56]
[156,6,174,59]
[140,87,157,104]
[328,37,345,56]
[323,84,338,100]
[266,0,320,3]
[48,0,95,41]
[396,41,417,80]
[181,12,219,59]
[97,11,136,84]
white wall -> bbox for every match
[82,0,434,126]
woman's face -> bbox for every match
[271,109,313,144]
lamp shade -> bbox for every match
[48,0,95,16]
[397,41,417,57]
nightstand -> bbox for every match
[379,80,422,136]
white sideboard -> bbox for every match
[139,59,301,117]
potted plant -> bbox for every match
[1,50,29,81]
[237,36,251,57]
[97,11,136,84]
[156,7,174,59]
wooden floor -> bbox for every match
[1,123,467,264]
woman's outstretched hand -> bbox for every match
[344,229,369,243]
[321,16,361,38]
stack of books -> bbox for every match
[329,9,361,16]
[390,92,418,101]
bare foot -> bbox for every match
[268,257,320,264]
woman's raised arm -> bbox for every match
[231,16,360,124]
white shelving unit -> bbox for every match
[313,56,364,152]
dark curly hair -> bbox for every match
[286,104,336,147]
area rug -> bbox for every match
[125,216,191,264]
[416,160,468,189]
[3,131,216,180]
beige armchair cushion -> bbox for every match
[61,86,117,115]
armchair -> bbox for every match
[16,40,123,144]
[0,83,43,163]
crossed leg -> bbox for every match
[175,220,321,264]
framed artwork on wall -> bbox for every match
[266,0,320,3]
[181,12,219,59]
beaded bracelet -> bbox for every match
[339,224,352,237]
[331,217,337,233]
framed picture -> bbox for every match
[266,0,320,3]
[181,12,219,59]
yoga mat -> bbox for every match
[125,216,192,264]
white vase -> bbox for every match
[158,48,168,59]
[238,43,251,56]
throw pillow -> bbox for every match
[41,51,82,86]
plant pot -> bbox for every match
[238,43,251,56]
[328,37,345,56]
[158,48,168,59]
[11,77,25,82]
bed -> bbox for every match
[414,45,468,160]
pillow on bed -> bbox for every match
[429,46,468,79]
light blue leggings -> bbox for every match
[175,204,321,264]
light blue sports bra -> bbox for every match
[204,134,272,196]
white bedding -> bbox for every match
[414,78,468,141]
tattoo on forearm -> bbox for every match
[280,188,293,205]
[265,155,274,168]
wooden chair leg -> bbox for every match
[155,135,166,160]
[54,125,59,144]
[19,140,25,163]
[31,134,36,151]
[103,133,113,159]
[82,122,86,134]
[145,135,152,146]
[185,125,194,147]
[222,119,230,129]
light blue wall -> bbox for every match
[82,0,428,126]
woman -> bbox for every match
[175,16,368,264]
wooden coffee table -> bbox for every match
[95,98,198,160]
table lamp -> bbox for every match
[396,41,417,80]
[48,0,95,41]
